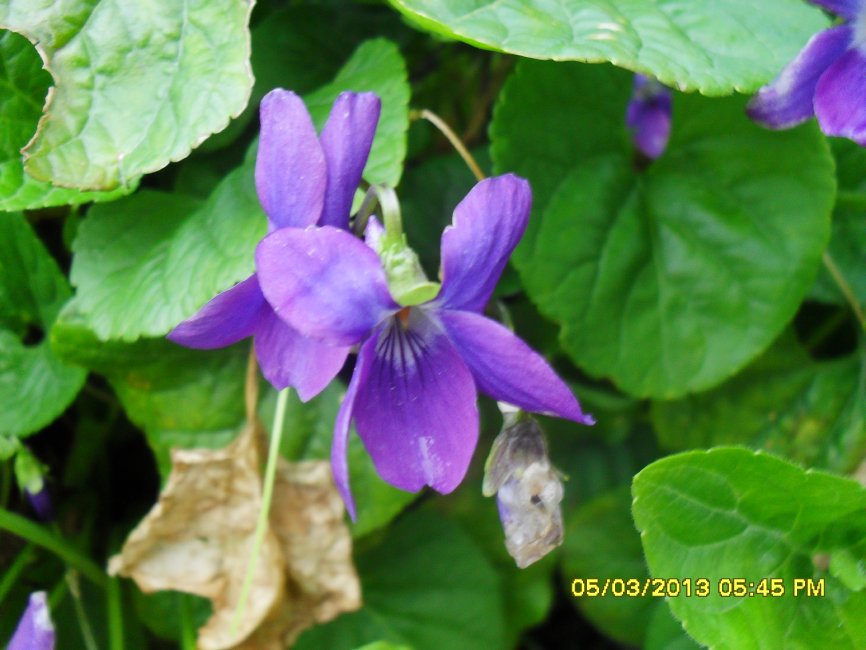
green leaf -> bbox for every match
[652,333,866,473]
[632,447,866,649]
[306,39,410,187]
[51,304,246,474]
[0,31,131,210]
[435,476,556,645]
[493,62,834,398]
[811,140,866,308]
[644,602,700,650]
[0,0,254,190]
[70,166,265,341]
[260,383,418,539]
[389,0,827,96]
[561,487,654,645]
[295,509,507,650]
[0,213,85,436]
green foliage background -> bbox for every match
[1,0,864,648]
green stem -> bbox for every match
[823,251,866,331]
[48,577,67,610]
[179,594,198,650]
[0,543,35,606]
[107,578,124,650]
[230,388,290,634]
[67,572,99,650]
[410,108,486,182]
[377,185,403,240]
[0,509,107,587]
[0,459,11,509]
[835,190,866,211]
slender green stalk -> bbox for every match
[48,578,67,610]
[835,190,866,211]
[0,509,107,587]
[230,387,290,634]
[179,594,198,650]
[411,108,486,182]
[107,578,124,650]
[0,459,11,509]
[66,572,99,650]
[0,543,35,606]
[823,251,866,331]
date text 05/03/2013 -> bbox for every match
[570,577,826,598]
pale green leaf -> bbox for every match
[0,0,254,190]
[389,0,828,95]
[0,30,131,210]
[633,447,866,649]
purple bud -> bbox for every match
[7,592,55,650]
[25,486,53,522]
[483,415,564,568]
[626,74,672,160]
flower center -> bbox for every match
[397,306,411,328]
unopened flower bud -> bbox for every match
[14,448,53,521]
[483,414,564,568]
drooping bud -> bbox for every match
[626,74,672,160]
[483,413,564,568]
[14,447,53,522]
[7,592,55,650]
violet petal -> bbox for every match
[626,76,672,159]
[256,226,398,346]
[815,46,866,145]
[747,25,851,129]
[254,309,350,401]
[437,174,532,313]
[167,275,265,349]
[441,310,594,425]
[353,309,479,494]
[256,89,326,230]
[8,592,55,650]
[331,334,378,520]
[319,92,381,230]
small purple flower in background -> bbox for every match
[748,1,866,144]
[25,484,53,522]
[626,74,672,159]
[168,89,380,400]
[8,592,55,650]
[255,174,594,518]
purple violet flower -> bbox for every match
[7,592,55,650]
[626,74,672,159]
[747,1,866,144]
[168,89,381,400]
[255,174,594,518]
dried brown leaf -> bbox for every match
[109,419,360,649]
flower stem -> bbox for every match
[0,543,34,607]
[67,571,99,650]
[230,387,289,635]
[411,108,486,182]
[823,251,866,331]
[0,509,107,587]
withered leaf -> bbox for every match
[109,419,360,649]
